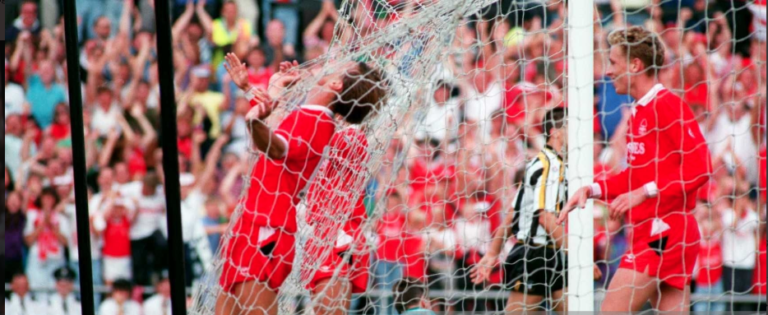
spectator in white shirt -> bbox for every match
[5,62,27,118]
[417,81,461,144]
[47,267,81,315]
[5,114,37,181]
[97,279,142,315]
[130,172,168,288]
[90,87,124,137]
[24,188,70,290]
[6,273,46,315]
[142,275,172,315]
[721,193,760,311]
[463,67,503,144]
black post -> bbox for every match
[153,0,187,314]
[61,1,95,315]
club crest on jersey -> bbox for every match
[638,119,648,135]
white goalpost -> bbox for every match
[566,0,595,312]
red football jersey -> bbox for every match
[239,105,336,233]
[306,126,370,237]
[595,84,712,225]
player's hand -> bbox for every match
[609,187,647,220]
[557,186,592,225]
[245,88,275,121]
[470,254,498,284]
[593,265,603,280]
[268,61,304,99]
[223,53,250,91]
[279,60,300,73]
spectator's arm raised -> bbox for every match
[173,0,196,42]
[118,0,133,38]
[195,0,214,42]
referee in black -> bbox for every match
[470,107,580,313]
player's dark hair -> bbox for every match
[333,62,387,124]
[543,107,566,142]
[393,277,427,314]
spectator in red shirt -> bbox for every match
[47,103,71,142]
[373,190,407,314]
[692,212,725,312]
[101,197,136,287]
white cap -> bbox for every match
[179,173,196,187]
[191,66,211,78]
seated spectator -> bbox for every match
[393,278,436,315]
[142,273,172,315]
[97,279,141,315]
[24,188,70,290]
[6,273,46,315]
[48,266,81,315]
[102,197,136,286]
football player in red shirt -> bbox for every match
[216,53,386,315]
[302,124,372,315]
[558,26,712,312]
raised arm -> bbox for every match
[225,53,293,159]
[195,0,214,42]
[303,1,331,45]
[173,0,196,41]
[129,105,158,150]
[194,134,231,192]
[118,0,133,36]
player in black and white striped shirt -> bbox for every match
[470,107,571,313]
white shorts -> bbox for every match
[103,256,132,282]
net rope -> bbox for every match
[189,0,766,313]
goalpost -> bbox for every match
[189,0,765,313]
[566,0,595,312]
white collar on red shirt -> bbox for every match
[636,83,666,107]
[301,104,334,117]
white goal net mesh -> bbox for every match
[189,0,766,314]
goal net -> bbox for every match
[189,0,766,313]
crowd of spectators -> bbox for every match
[4,0,766,314]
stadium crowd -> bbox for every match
[4,0,766,314]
